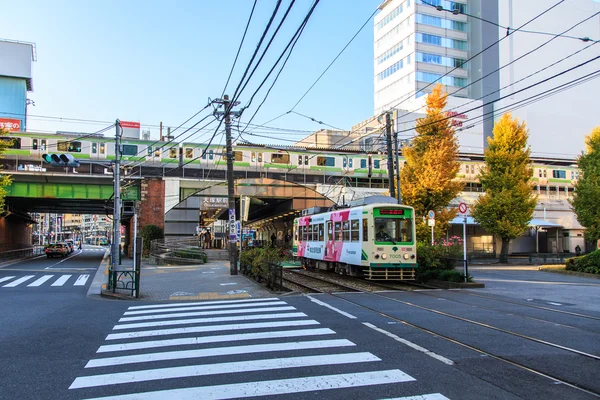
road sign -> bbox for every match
[458,202,468,214]
[428,218,435,227]
[428,210,435,219]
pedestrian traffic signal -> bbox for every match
[42,153,80,167]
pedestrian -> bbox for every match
[284,232,291,248]
[205,230,212,249]
[575,245,581,256]
[271,232,276,247]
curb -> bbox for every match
[87,249,111,297]
[537,266,600,280]
[427,279,486,289]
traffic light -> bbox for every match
[42,153,80,167]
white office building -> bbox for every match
[373,0,600,157]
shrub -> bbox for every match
[565,250,600,274]
[416,238,471,283]
[140,225,164,255]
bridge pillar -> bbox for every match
[0,215,32,248]
[138,178,165,232]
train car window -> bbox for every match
[342,221,350,242]
[100,143,106,154]
[32,139,38,150]
[258,153,263,162]
[470,165,475,174]
[185,148,193,158]
[571,171,574,180]
[351,220,360,242]
[327,221,332,240]
[316,156,335,167]
[202,150,207,160]
[0,137,20,149]
[360,159,367,168]
[122,145,137,156]
[154,148,161,157]
[552,170,566,179]
[294,226,298,241]
[349,159,353,168]
[251,152,256,162]
[58,141,81,152]
[374,160,380,169]
[466,164,470,174]
[335,222,342,241]
[362,218,368,242]
[543,170,547,178]
[576,171,580,179]
[271,153,289,164]
[298,155,302,165]
[538,169,542,178]
[92,143,97,154]
[41,139,46,151]
[233,151,243,161]
[343,158,347,168]
[318,224,324,241]
[304,155,308,165]
[209,150,214,160]
[147,146,153,156]
[302,226,308,241]
[168,148,177,158]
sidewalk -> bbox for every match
[88,254,274,302]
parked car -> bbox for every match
[64,240,74,253]
[45,243,68,258]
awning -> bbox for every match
[528,219,562,228]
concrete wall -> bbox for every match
[0,215,32,248]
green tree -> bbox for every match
[0,128,12,212]
[569,126,600,242]
[140,224,164,254]
[471,113,537,262]
[400,84,462,242]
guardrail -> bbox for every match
[240,261,283,291]
[149,237,207,265]
[0,246,45,263]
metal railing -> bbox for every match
[0,246,45,263]
[240,261,284,291]
[149,237,207,265]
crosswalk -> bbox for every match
[69,297,451,399]
[0,274,90,288]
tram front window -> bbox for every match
[374,218,412,243]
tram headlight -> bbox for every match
[403,253,409,260]
[381,253,388,260]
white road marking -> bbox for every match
[308,295,357,319]
[86,339,355,368]
[363,322,454,365]
[118,305,297,322]
[382,394,451,400]
[3,275,34,287]
[220,283,237,286]
[113,312,308,330]
[74,275,90,286]
[127,297,280,310]
[79,369,414,400]
[70,352,380,389]
[97,327,336,353]
[27,275,54,287]
[0,276,16,284]
[123,301,287,316]
[548,302,563,306]
[51,275,72,286]
[106,320,320,341]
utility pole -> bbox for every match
[393,112,402,204]
[385,112,396,200]
[112,120,122,272]
[213,95,242,275]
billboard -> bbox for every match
[120,121,140,139]
[0,118,21,132]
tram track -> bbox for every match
[323,290,600,397]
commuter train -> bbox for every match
[0,131,581,193]
[292,197,417,280]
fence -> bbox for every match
[149,237,207,265]
[0,246,45,263]
[240,261,284,292]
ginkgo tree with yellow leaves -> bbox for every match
[0,128,12,212]
[400,83,462,242]
[471,113,537,263]
[569,126,600,243]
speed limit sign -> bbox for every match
[458,202,468,215]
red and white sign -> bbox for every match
[120,121,140,129]
[458,202,468,214]
[0,118,21,132]
[120,120,141,139]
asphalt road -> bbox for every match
[0,258,599,400]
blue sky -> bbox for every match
[2,0,382,145]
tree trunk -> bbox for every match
[499,238,510,263]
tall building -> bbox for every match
[373,0,600,156]
[0,39,36,132]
